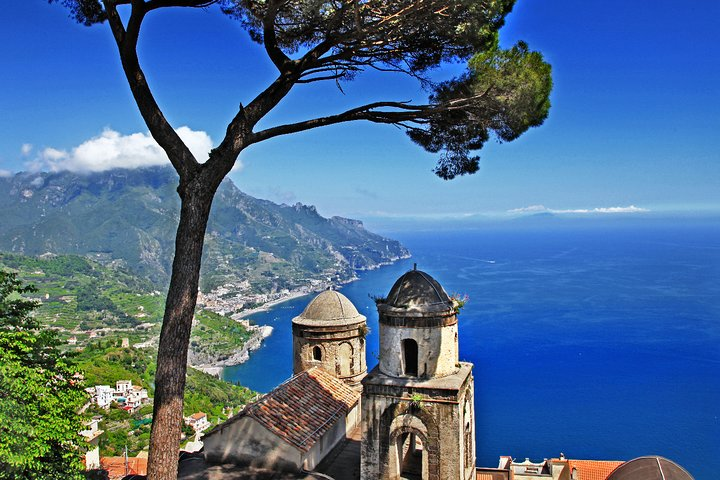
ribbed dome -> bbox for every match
[381,269,453,315]
[606,457,694,480]
[293,290,365,326]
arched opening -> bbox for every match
[402,339,418,376]
[398,432,424,479]
[312,345,323,361]
[386,412,436,480]
[464,421,472,468]
[337,342,353,376]
[463,397,474,470]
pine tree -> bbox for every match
[51,2,552,477]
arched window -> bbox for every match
[312,345,323,361]
[402,339,418,376]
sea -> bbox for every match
[223,218,720,479]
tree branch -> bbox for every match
[249,91,493,145]
[262,1,292,71]
[102,0,199,180]
[249,101,432,143]
[145,0,220,10]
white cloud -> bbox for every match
[21,144,33,156]
[508,205,549,214]
[27,127,214,173]
[0,169,11,178]
[508,204,649,215]
[590,205,648,213]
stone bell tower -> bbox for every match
[292,289,367,391]
[361,267,475,480]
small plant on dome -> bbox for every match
[358,324,370,338]
[369,293,387,304]
[450,293,469,313]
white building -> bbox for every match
[125,386,149,410]
[95,385,114,409]
[79,417,104,470]
[115,380,132,396]
[186,412,211,433]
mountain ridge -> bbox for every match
[0,167,409,293]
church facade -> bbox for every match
[201,265,697,480]
[203,267,475,479]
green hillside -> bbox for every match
[78,342,255,456]
[0,253,255,361]
[0,256,258,457]
[0,167,409,292]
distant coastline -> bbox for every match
[192,324,273,377]
[193,253,411,375]
[231,289,311,319]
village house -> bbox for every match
[495,455,694,480]
[185,412,211,433]
[79,416,103,470]
[85,380,150,411]
[94,385,114,409]
[115,380,132,397]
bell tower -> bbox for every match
[292,289,367,391]
[361,268,475,480]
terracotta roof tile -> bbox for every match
[566,459,624,480]
[99,456,148,479]
[233,367,359,453]
[476,469,509,480]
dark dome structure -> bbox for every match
[607,456,694,480]
[379,267,454,317]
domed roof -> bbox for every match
[293,289,365,326]
[606,457,694,480]
[379,268,454,316]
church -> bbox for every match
[203,266,475,479]
[202,268,695,480]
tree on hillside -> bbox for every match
[0,271,86,479]
[51,1,552,477]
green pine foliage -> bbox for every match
[0,271,86,479]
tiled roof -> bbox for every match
[213,367,359,453]
[190,412,206,420]
[567,459,624,480]
[476,468,510,480]
[99,456,148,479]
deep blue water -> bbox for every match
[224,221,720,479]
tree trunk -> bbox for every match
[146,173,217,480]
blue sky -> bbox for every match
[1,1,718,224]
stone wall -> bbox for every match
[203,416,302,471]
[360,364,475,480]
[378,320,458,379]
[292,322,367,389]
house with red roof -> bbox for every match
[202,366,361,472]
